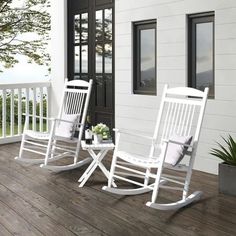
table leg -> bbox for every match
[97,162,117,187]
[79,151,98,182]
[79,149,107,187]
[78,160,96,183]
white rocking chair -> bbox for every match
[103,85,208,210]
[15,79,93,171]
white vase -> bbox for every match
[94,134,102,144]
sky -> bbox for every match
[0,0,51,84]
[0,55,50,84]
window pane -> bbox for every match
[104,8,112,40]
[81,45,88,73]
[74,46,80,73]
[96,10,103,41]
[81,13,88,43]
[96,44,103,73]
[104,43,112,73]
[74,14,80,44]
[196,22,214,96]
[140,28,156,89]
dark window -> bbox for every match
[133,20,156,95]
[188,13,214,98]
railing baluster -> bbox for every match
[32,88,36,131]
[25,88,30,129]
[46,87,49,132]
[2,89,6,138]
[10,89,14,136]
[0,82,50,144]
[18,88,22,135]
[40,87,43,132]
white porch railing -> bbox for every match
[0,81,50,144]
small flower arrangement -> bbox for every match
[92,123,110,139]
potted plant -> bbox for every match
[210,135,236,196]
[92,123,110,144]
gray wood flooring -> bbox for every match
[0,142,236,236]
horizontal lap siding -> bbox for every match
[115,0,236,174]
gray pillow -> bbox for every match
[164,134,193,166]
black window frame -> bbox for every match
[188,12,215,99]
[133,19,157,95]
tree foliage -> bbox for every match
[0,0,50,72]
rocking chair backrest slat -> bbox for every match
[58,79,93,129]
[150,85,208,160]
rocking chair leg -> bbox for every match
[18,135,26,159]
[151,167,163,203]
[182,154,195,200]
[16,116,29,160]
[74,128,83,164]
[51,140,57,158]
[108,155,117,188]
[44,137,54,166]
[144,168,151,186]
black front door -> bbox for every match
[68,0,114,130]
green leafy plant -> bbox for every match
[210,135,236,166]
[92,123,110,139]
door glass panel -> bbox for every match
[105,75,112,108]
[96,10,103,41]
[96,76,104,107]
[196,22,214,96]
[74,46,80,73]
[140,28,156,88]
[104,43,112,73]
[81,13,88,43]
[96,44,103,73]
[104,8,112,40]
[81,45,88,73]
[74,15,80,43]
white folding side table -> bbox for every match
[79,140,116,187]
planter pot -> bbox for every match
[219,162,236,196]
[93,134,103,144]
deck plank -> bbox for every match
[0,223,13,236]
[0,200,43,236]
[0,142,236,236]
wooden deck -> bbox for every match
[0,142,236,236]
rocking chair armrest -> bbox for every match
[22,114,82,126]
[163,139,193,149]
[54,118,82,126]
[22,113,55,121]
[113,128,153,140]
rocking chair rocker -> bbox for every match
[15,79,93,171]
[103,85,208,210]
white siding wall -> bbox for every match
[115,0,236,174]
[50,0,67,117]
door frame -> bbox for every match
[67,0,115,131]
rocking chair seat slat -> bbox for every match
[116,151,160,168]
[24,130,79,143]
[25,130,50,140]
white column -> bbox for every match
[50,0,67,117]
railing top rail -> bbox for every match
[0,81,51,89]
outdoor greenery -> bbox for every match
[0,0,51,72]
[0,93,47,136]
[210,135,236,166]
[0,94,47,126]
